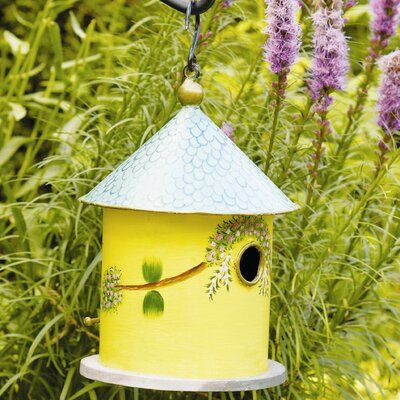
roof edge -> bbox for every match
[79,196,301,216]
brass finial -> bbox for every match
[177,77,204,106]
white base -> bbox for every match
[80,355,286,392]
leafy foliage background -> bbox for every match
[0,0,399,399]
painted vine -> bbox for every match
[205,215,271,300]
[101,215,272,312]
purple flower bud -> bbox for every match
[376,50,400,134]
[221,121,235,140]
[344,0,357,9]
[381,38,389,47]
[263,0,302,74]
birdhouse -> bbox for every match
[79,105,298,391]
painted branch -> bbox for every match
[118,262,207,290]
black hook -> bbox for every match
[160,0,215,15]
[185,13,201,77]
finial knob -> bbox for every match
[177,78,204,106]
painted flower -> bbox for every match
[101,267,122,312]
[205,216,271,300]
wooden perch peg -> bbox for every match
[84,316,100,326]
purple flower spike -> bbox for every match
[377,50,400,134]
[263,0,301,75]
[309,0,349,111]
[370,0,400,46]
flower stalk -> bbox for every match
[333,0,400,163]
[304,110,330,207]
[278,97,313,183]
[265,72,287,173]
[298,0,349,229]
[263,0,301,173]
[343,50,400,256]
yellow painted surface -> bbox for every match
[100,209,273,379]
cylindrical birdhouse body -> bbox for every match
[100,209,273,379]
[80,106,298,390]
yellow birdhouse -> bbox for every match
[79,105,298,391]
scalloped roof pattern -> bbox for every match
[80,106,299,215]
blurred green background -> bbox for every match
[0,0,399,399]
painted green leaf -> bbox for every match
[143,291,164,317]
[142,258,162,283]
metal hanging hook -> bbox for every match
[161,0,207,79]
[185,0,193,29]
[184,11,201,78]
[160,0,215,15]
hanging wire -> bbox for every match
[183,1,201,78]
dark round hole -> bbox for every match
[239,245,261,283]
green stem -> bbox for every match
[322,43,382,188]
[328,76,374,182]
[225,54,261,122]
[278,97,313,184]
[265,73,286,174]
[292,148,400,296]
[200,0,219,35]
[330,197,400,330]
[330,139,392,289]
[293,109,328,257]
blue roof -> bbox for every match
[80,106,298,215]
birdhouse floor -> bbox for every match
[80,355,286,392]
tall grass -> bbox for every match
[0,0,399,399]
